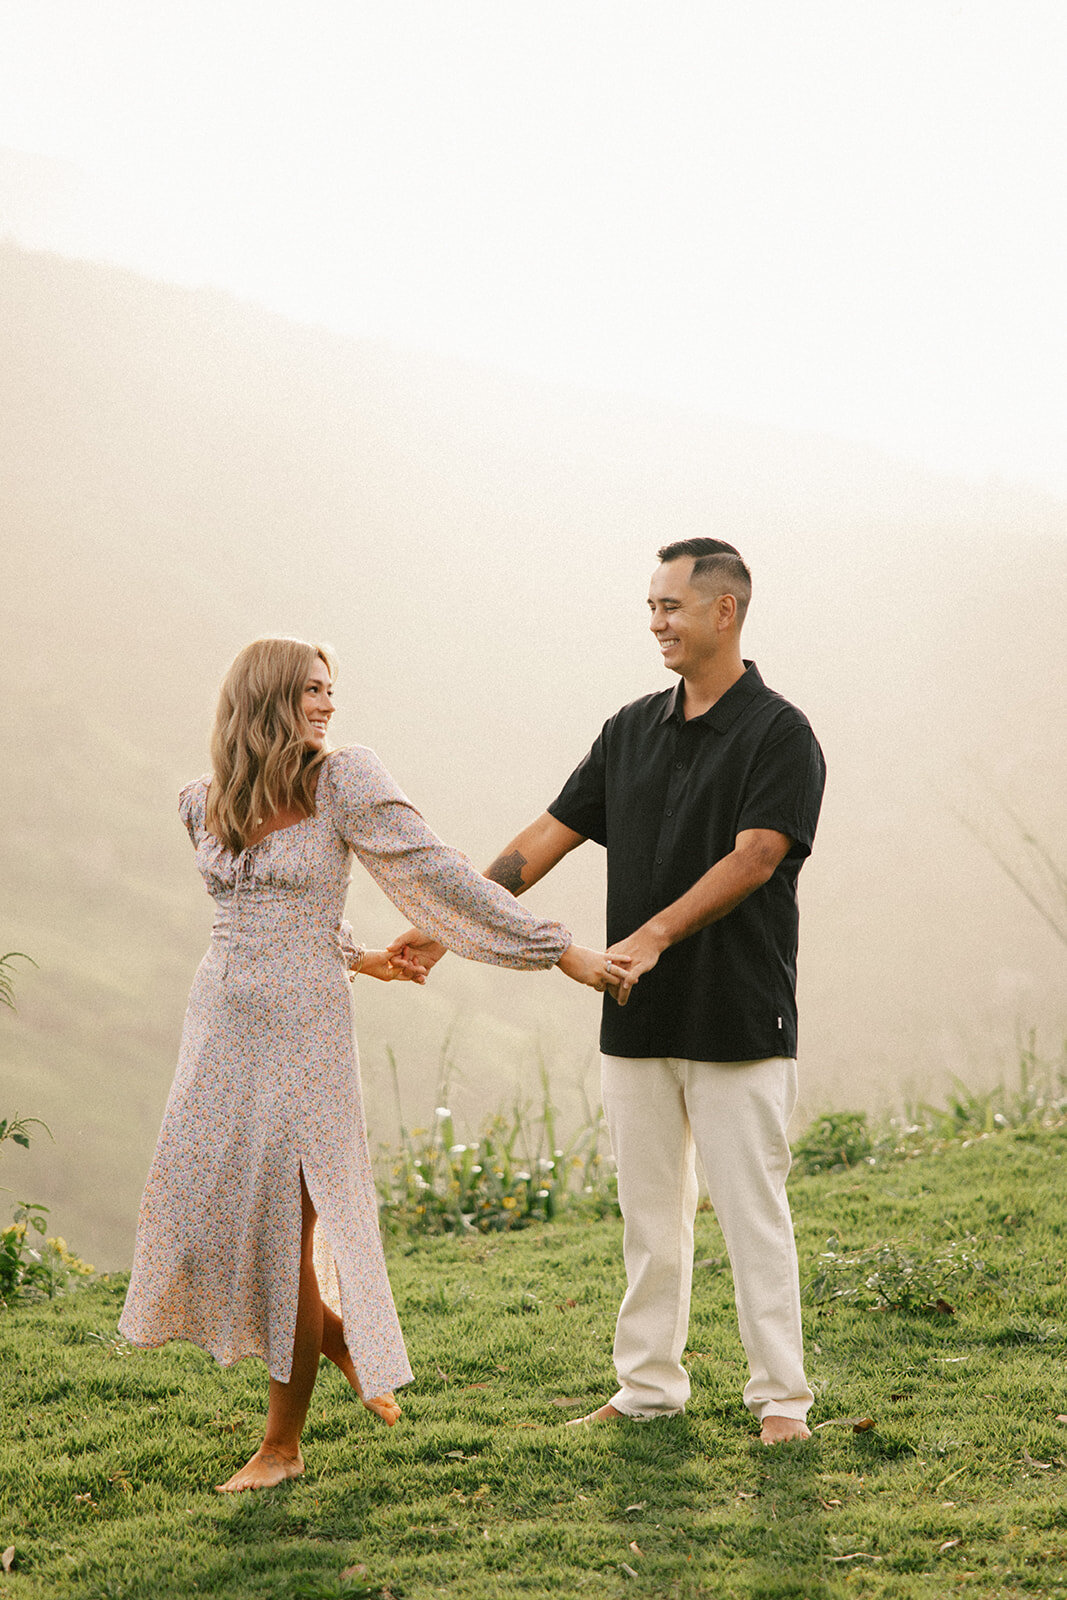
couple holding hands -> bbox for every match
[119,536,825,1490]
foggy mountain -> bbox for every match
[1,241,1064,1266]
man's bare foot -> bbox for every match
[565,1402,625,1427]
[321,1307,401,1424]
[215,1444,305,1492]
[759,1414,811,1445]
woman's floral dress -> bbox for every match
[119,745,570,1395]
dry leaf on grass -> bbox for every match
[339,1565,367,1580]
[939,1538,962,1552]
[210,1412,251,1434]
[629,1541,643,1557]
[620,1562,639,1579]
[551,1396,584,1407]
[1,1547,14,1574]
[815,1415,875,1433]
[830,1552,880,1563]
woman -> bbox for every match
[119,638,621,1493]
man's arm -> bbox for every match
[484,812,586,894]
[387,812,587,971]
[608,828,792,1004]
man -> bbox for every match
[391,537,825,1443]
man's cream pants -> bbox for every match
[601,1053,813,1423]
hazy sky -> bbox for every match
[2,0,1065,494]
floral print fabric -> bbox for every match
[119,745,570,1391]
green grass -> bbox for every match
[5,1126,1067,1598]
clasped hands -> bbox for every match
[348,948,430,984]
[383,924,669,1006]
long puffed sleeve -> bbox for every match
[324,746,572,969]
[178,776,209,846]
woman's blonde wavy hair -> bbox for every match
[205,637,337,852]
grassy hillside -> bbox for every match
[4,1126,1067,1597]
[2,240,1065,1269]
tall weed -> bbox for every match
[375,1048,617,1234]
[792,1034,1067,1177]
[1,951,93,1302]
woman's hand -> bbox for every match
[556,943,634,1002]
[386,927,448,975]
[353,948,428,984]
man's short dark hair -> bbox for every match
[656,537,752,625]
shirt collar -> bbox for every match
[656,661,765,731]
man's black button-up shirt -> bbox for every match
[548,662,826,1062]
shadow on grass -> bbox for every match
[581,1410,832,1598]
[595,1410,702,1504]
[744,1434,828,1600]
[192,1477,359,1600]
[593,1413,708,1588]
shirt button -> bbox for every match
[674,761,684,770]
[665,809,673,817]
[656,856,663,864]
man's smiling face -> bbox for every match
[646,557,724,678]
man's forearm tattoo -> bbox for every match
[486,849,529,895]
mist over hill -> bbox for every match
[2,241,1064,1266]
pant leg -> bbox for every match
[601,1054,698,1417]
[683,1056,812,1422]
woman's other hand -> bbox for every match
[555,943,634,1002]
[355,949,428,984]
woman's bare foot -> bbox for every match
[360,1389,401,1426]
[215,1444,305,1493]
[759,1415,811,1444]
[321,1306,401,1425]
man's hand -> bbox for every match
[386,928,448,975]
[606,924,668,1006]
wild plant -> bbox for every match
[0,950,93,1303]
[375,1048,617,1234]
[0,950,36,1012]
[792,1034,1067,1177]
[805,1233,992,1313]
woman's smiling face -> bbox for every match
[300,656,334,749]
